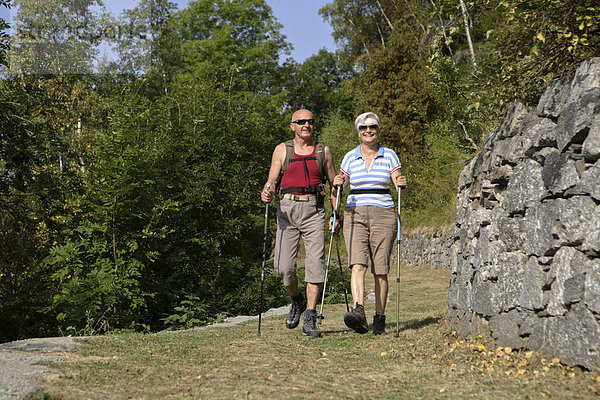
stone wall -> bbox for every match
[398,231,453,269]
[447,58,600,369]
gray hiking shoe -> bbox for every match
[286,293,306,329]
[302,309,322,337]
[344,304,369,334]
[372,313,386,336]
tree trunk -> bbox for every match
[459,0,477,70]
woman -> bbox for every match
[333,112,407,335]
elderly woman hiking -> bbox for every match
[332,112,407,335]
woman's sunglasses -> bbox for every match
[358,124,378,131]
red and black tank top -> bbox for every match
[280,146,323,195]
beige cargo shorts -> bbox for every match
[343,205,397,275]
[274,197,326,286]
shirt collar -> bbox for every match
[353,144,384,160]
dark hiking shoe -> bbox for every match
[286,293,306,329]
[372,313,386,336]
[302,309,322,337]
[344,304,369,334]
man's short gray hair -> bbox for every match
[354,112,380,131]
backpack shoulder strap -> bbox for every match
[315,142,326,183]
[281,140,295,174]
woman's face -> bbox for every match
[357,123,379,145]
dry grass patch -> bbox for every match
[34,265,600,399]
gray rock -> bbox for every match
[536,76,571,118]
[541,151,580,195]
[584,264,600,314]
[489,311,524,349]
[520,257,546,311]
[546,304,600,370]
[556,88,600,152]
[580,160,600,201]
[582,115,600,161]
[471,272,500,317]
[522,202,560,257]
[502,159,545,215]
[548,247,590,316]
[497,252,528,311]
[554,197,598,247]
[567,57,600,104]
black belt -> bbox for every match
[349,188,390,195]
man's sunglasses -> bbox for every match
[358,124,379,131]
[292,119,315,125]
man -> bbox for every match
[261,109,339,337]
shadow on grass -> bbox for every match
[397,316,441,332]
[319,316,441,336]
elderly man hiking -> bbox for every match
[261,109,340,338]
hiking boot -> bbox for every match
[344,304,369,334]
[302,309,322,337]
[286,293,307,329]
[372,313,386,336]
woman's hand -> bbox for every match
[333,174,345,187]
[395,174,407,189]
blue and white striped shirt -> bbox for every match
[340,145,401,208]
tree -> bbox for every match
[100,0,180,80]
[283,49,355,133]
[173,0,290,93]
[0,0,10,68]
[10,0,112,74]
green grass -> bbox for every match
[33,265,600,399]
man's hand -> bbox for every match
[328,215,342,235]
[261,183,274,203]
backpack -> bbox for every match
[278,140,326,197]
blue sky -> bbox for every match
[1,0,337,63]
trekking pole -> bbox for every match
[257,183,270,337]
[335,236,350,312]
[395,187,402,338]
[318,185,342,324]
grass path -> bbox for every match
[35,265,600,399]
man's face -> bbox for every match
[290,111,314,139]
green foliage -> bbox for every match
[10,0,112,74]
[0,0,9,68]
[161,294,206,330]
[103,0,179,76]
[173,0,289,92]
[283,49,355,133]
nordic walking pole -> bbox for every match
[335,236,350,312]
[395,186,402,338]
[257,183,270,337]
[318,185,342,324]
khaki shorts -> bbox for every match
[274,198,326,286]
[343,206,397,275]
